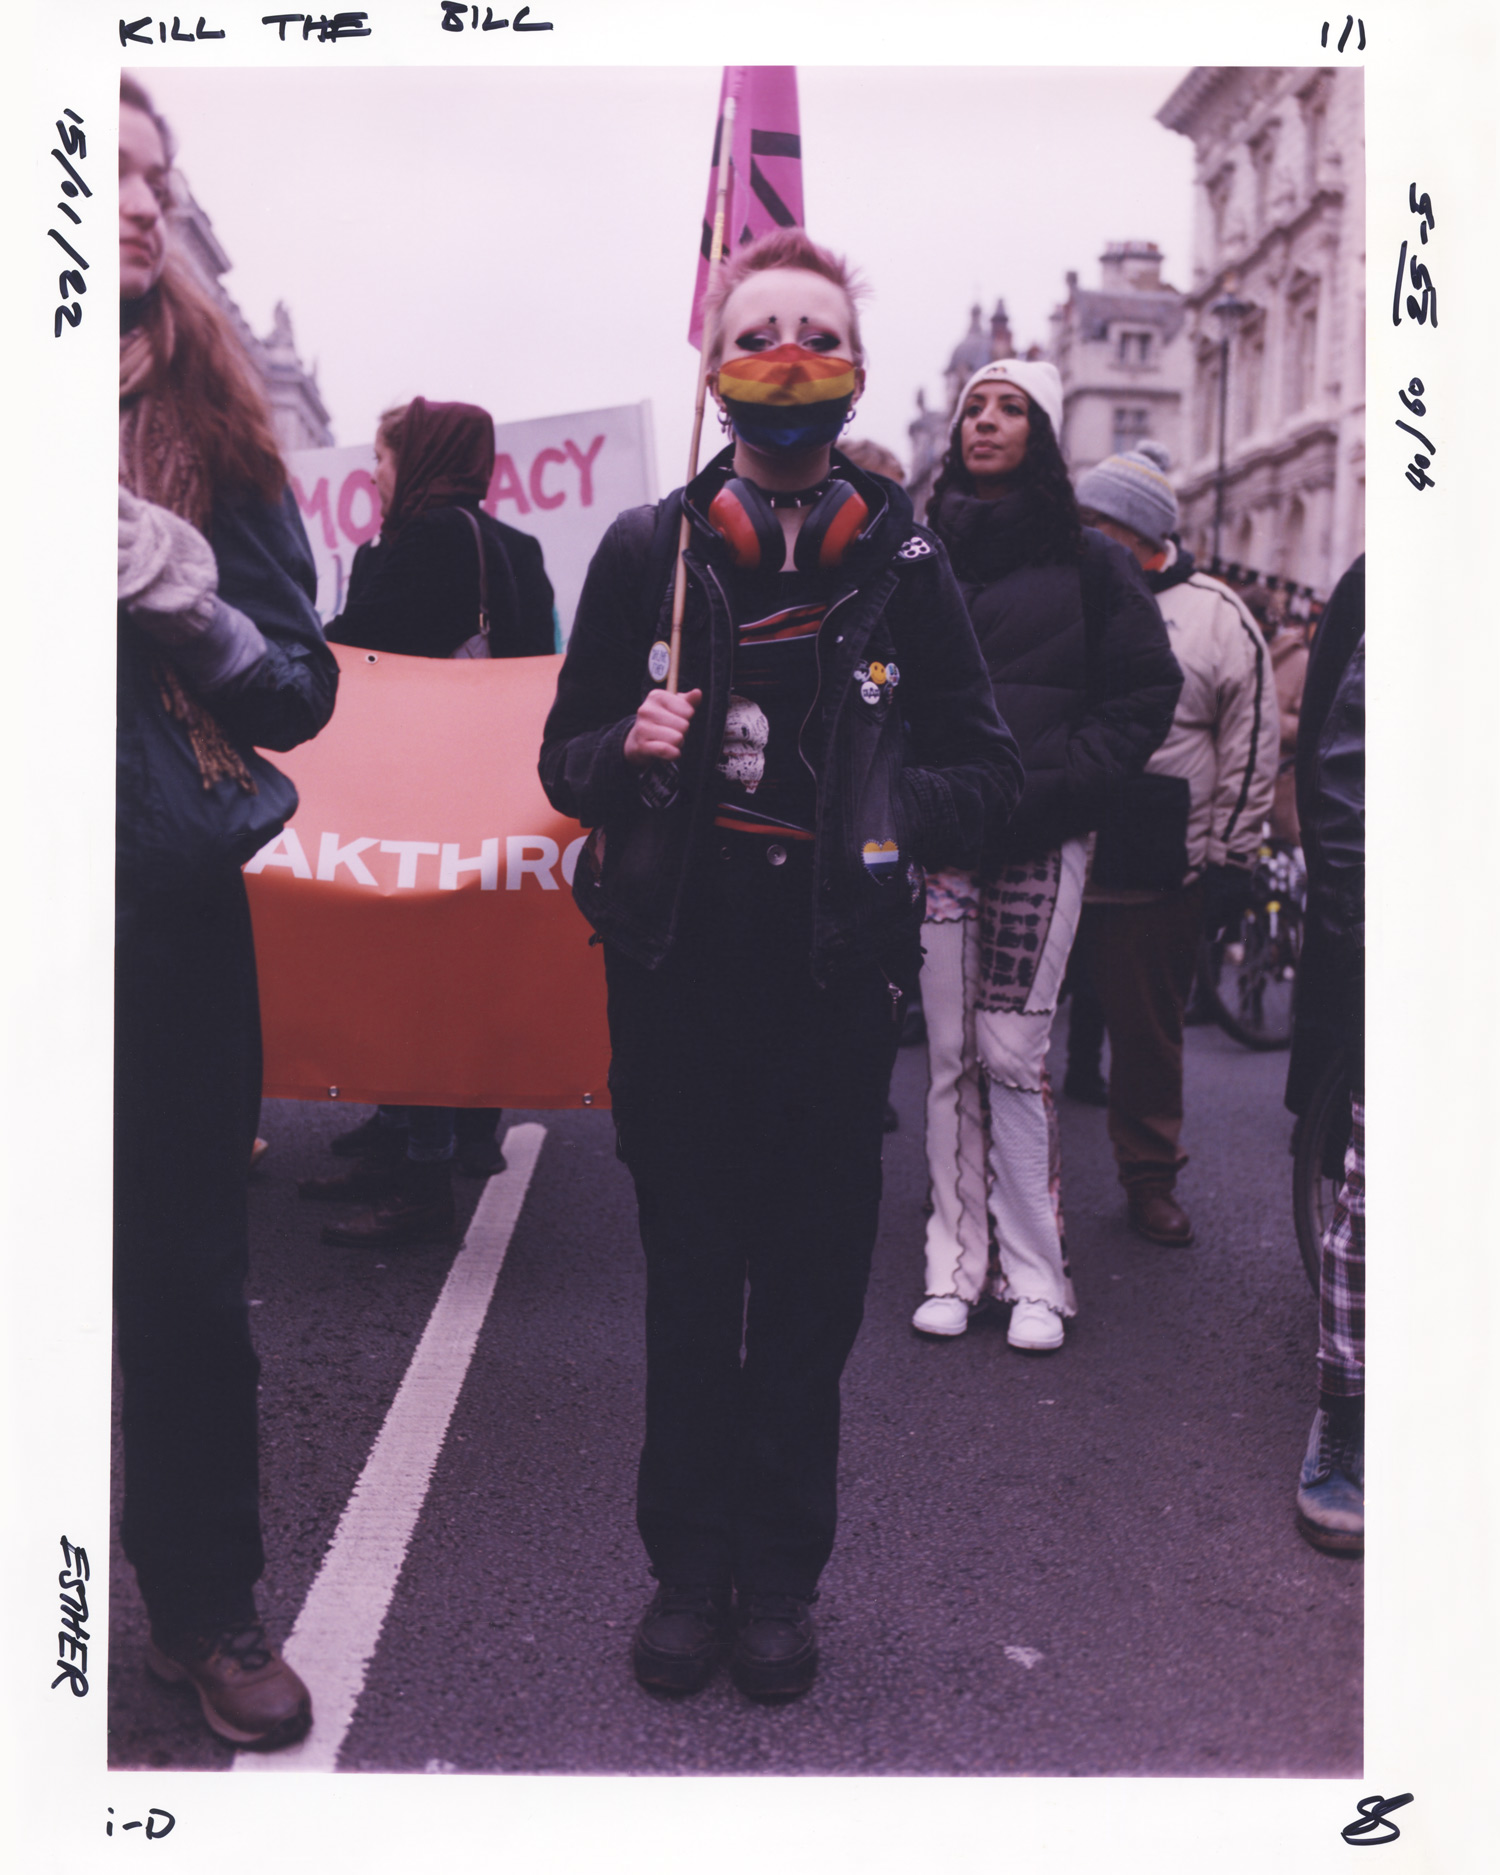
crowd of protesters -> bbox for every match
[114,76,1363,1749]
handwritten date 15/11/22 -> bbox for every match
[49,111,90,338]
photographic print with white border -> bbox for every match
[6,2,1494,1870]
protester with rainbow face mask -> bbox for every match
[540,229,1021,1703]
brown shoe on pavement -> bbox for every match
[146,1622,311,1750]
[298,1154,402,1204]
[1127,1185,1195,1246]
[321,1159,460,1248]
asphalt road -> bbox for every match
[108,1010,1360,1776]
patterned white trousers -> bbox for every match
[919,838,1089,1317]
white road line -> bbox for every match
[234,1122,547,1773]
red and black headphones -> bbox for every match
[707,475,872,573]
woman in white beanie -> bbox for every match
[913,362,1182,1349]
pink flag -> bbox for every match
[687,67,804,350]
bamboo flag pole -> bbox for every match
[665,92,737,695]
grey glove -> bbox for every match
[118,485,218,636]
[118,485,267,688]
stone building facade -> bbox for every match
[1048,241,1190,481]
[1156,66,1364,600]
[169,176,334,453]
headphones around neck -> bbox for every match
[707,475,871,573]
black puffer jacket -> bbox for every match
[539,449,1023,977]
[932,488,1183,866]
[326,499,555,659]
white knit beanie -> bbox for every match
[956,358,1065,440]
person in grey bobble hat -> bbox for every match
[1068,442,1278,1248]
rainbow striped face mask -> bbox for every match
[716,343,858,453]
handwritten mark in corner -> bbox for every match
[52,1536,91,1695]
[1341,1792,1414,1847]
[106,1807,176,1840]
[1321,17,1366,52]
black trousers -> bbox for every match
[605,836,913,1599]
[114,870,265,1632]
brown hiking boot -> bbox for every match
[297,1154,402,1203]
[321,1159,460,1248]
[1127,1185,1195,1247]
[146,1621,311,1750]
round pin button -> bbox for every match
[647,640,671,683]
[766,843,788,867]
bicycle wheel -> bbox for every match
[1201,906,1298,1049]
[1291,1051,1353,1291]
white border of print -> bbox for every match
[6,3,1495,1872]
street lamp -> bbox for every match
[1208,283,1254,571]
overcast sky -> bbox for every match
[139,65,1195,488]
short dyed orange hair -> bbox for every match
[704,227,868,368]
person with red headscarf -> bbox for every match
[298,398,556,1246]
[330,396,556,659]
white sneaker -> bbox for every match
[911,1295,972,1337]
[1006,1299,1064,1352]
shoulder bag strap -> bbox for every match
[458,506,490,645]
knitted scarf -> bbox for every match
[120,303,254,793]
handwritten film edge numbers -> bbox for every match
[1394,185,1438,492]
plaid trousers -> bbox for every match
[1317,1095,1365,1398]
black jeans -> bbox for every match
[605,834,913,1599]
[373,1106,503,1161]
[114,871,265,1632]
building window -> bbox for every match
[1285,288,1319,414]
[1299,82,1327,198]
[1207,166,1234,258]
[1236,317,1266,441]
[1112,406,1151,456]
[1117,330,1153,366]
[1250,127,1277,237]
[1196,348,1221,459]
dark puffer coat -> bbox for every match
[326,498,556,659]
[931,488,1183,867]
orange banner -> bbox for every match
[244,646,610,1110]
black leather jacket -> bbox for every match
[539,450,1022,977]
[1287,555,1365,1111]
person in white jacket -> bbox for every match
[1071,443,1278,1247]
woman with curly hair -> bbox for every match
[116,76,337,1749]
[912,361,1182,1351]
